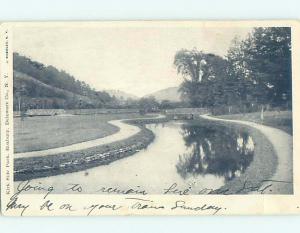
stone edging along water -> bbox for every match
[14,114,168,181]
[200,115,293,194]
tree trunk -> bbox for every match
[260,105,264,121]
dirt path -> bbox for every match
[15,114,164,159]
[201,115,293,194]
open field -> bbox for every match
[217,110,293,135]
[14,113,146,153]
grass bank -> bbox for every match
[217,110,292,135]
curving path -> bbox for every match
[15,114,164,159]
[201,114,293,194]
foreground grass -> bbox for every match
[218,110,293,135]
[14,116,168,181]
[14,113,146,153]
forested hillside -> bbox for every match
[13,53,116,110]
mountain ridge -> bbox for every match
[144,86,181,102]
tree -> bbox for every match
[160,100,173,109]
[174,49,228,109]
[242,27,292,108]
[226,27,292,118]
[226,36,257,113]
[174,49,207,83]
[138,96,160,114]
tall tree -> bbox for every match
[226,36,257,113]
[174,49,228,108]
[239,27,292,107]
[174,49,207,83]
[226,27,292,117]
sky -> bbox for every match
[13,25,252,97]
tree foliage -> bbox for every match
[175,49,228,108]
[174,27,292,113]
[239,27,291,106]
[138,96,160,114]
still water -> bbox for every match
[25,121,255,194]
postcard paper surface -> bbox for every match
[1,20,300,216]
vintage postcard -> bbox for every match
[0,20,300,216]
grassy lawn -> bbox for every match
[218,110,293,135]
[14,117,158,181]
[14,113,145,153]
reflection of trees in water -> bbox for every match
[176,124,254,181]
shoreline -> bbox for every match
[179,116,278,194]
[198,115,292,194]
[217,111,293,135]
[14,116,169,181]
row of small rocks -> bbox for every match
[14,143,142,175]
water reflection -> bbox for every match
[176,124,254,181]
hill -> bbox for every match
[145,87,181,102]
[13,53,114,110]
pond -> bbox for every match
[20,121,255,194]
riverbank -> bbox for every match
[199,115,292,194]
[187,116,277,194]
[14,115,169,181]
[217,110,292,135]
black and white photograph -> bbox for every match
[1,20,299,217]
[11,23,293,195]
